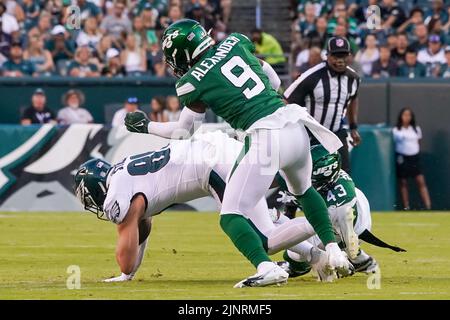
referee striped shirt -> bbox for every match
[284,62,361,132]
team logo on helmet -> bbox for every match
[162,30,180,50]
[336,39,344,47]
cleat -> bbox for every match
[350,250,379,274]
[234,263,288,288]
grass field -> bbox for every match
[0,211,449,300]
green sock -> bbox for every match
[283,251,311,275]
[296,187,336,245]
[220,214,271,268]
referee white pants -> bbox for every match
[220,122,312,217]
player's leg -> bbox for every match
[247,197,316,255]
[277,123,352,274]
[220,131,288,287]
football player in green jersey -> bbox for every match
[124,19,353,287]
[275,145,406,280]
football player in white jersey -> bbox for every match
[74,132,341,286]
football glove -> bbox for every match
[125,111,150,134]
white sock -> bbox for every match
[257,261,275,274]
[267,217,315,255]
[287,241,314,262]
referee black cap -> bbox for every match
[327,37,351,54]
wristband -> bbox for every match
[349,123,358,130]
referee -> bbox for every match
[284,36,361,172]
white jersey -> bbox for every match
[103,132,242,224]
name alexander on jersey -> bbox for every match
[189,35,241,82]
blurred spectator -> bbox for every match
[440,45,450,78]
[21,0,40,31]
[2,41,35,77]
[393,107,431,210]
[251,29,286,67]
[100,0,132,40]
[417,34,447,77]
[77,0,102,22]
[327,3,358,38]
[140,3,158,31]
[101,47,126,77]
[23,33,55,76]
[132,15,148,49]
[220,0,232,25]
[397,7,424,38]
[391,32,408,65]
[121,33,147,76]
[186,2,215,32]
[95,35,114,64]
[20,88,56,125]
[163,95,181,122]
[46,25,75,74]
[0,20,12,65]
[76,16,102,50]
[424,0,449,26]
[296,0,332,18]
[386,33,398,51]
[354,34,379,77]
[293,1,316,44]
[381,0,406,30]
[296,46,322,78]
[0,2,19,36]
[29,11,53,43]
[149,96,168,122]
[58,89,94,124]
[409,23,428,52]
[134,0,168,16]
[153,60,170,77]
[159,5,183,30]
[427,16,447,44]
[112,96,142,127]
[45,0,64,26]
[371,45,397,78]
[304,16,328,50]
[68,46,100,77]
[398,49,426,78]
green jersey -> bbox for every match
[175,33,285,130]
[320,170,356,208]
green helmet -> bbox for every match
[311,144,341,191]
[74,159,111,220]
[161,19,214,77]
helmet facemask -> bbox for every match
[74,161,111,221]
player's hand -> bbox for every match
[125,112,150,134]
[350,129,361,147]
[103,272,134,282]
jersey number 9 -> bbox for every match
[221,56,265,99]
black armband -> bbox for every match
[349,123,358,130]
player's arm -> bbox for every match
[259,59,281,91]
[124,102,206,138]
[347,97,361,146]
[104,194,146,282]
